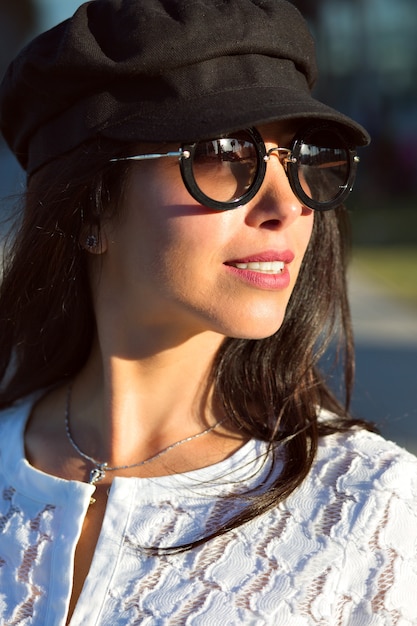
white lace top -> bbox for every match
[0,397,416,625]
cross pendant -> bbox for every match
[89,463,108,485]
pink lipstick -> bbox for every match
[224,250,294,290]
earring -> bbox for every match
[85,234,98,249]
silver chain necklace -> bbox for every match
[64,384,225,485]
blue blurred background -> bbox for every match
[0,0,416,452]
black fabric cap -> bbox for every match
[0,0,370,175]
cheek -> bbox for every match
[295,210,315,259]
[303,213,315,254]
[286,212,314,288]
[116,170,230,284]
[152,215,228,289]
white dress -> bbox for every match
[0,396,416,625]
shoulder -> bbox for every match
[285,424,417,554]
[275,421,417,557]
[0,395,38,453]
[315,424,417,499]
[261,427,417,620]
[0,396,31,429]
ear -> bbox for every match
[80,224,108,254]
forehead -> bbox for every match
[255,119,305,143]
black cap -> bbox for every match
[0,0,370,175]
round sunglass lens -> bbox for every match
[191,132,259,203]
[297,129,350,204]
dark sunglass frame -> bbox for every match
[110,124,360,212]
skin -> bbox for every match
[24,121,314,621]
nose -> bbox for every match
[244,148,308,229]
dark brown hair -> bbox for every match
[0,141,373,549]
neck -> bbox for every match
[70,330,227,470]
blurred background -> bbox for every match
[0,0,416,451]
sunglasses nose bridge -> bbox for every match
[264,146,295,171]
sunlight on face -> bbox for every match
[95,122,315,346]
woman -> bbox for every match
[0,0,416,624]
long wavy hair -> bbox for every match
[0,139,373,548]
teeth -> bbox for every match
[233,261,285,273]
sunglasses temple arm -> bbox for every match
[110,149,191,163]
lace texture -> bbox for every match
[0,400,416,625]
[0,487,56,625]
[104,433,417,625]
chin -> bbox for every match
[230,327,283,340]
[216,314,286,341]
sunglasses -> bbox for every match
[110,124,360,212]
